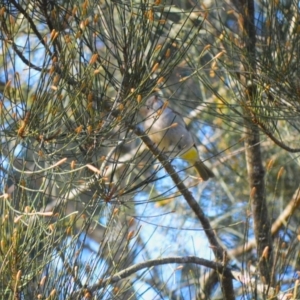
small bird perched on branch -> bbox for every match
[139,95,214,181]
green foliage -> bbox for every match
[1,0,300,299]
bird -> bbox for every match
[139,94,214,181]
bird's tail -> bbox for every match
[194,160,214,181]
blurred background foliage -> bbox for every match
[1,0,300,299]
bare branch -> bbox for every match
[69,255,235,298]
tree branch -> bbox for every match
[134,126,235,300]
[238,0,274,286]
[69,255,235,299]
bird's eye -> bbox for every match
[147,106,150,110]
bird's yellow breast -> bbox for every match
[180,146,198,163]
